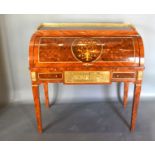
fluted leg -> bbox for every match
[32,85,42,133]
[130,83,142,131]
[43,83,49,108]
[123,82,129,109]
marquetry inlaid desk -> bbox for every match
[29,23,144,133]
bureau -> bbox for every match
[29,23,144,133]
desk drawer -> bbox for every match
[64,71,111,84]
[38,73,63,80]
[112,72,135,79]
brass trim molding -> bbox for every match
[31,72,37,81]
[37,23,133,30]
[137,71,143,80]
[32,84,38,87]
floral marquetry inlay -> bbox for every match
[71,38,102,62]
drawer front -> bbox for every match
[38,73,63,80]
[64,71,111,84]
[112,72,135,79]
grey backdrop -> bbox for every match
[0,14,155,106]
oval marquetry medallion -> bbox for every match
[71,38,102,62]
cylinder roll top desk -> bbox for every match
[29,23,144,133]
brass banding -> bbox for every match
[137,71,143,80]
[31,72,37,81]
[37,23,133,30]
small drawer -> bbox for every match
[112,72,135,79]
[38,73,63,80]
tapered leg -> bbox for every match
[32,85,42,133]
[130,83,142,131]
[123,82,129,109]
[43,83,49,108]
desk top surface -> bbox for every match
[35,23,139,36]
[38,23,133,30]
